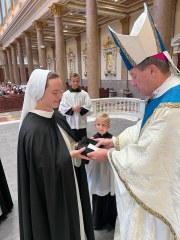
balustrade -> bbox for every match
[91,97,146,119]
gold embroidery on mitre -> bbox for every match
[140,102,180,137]
[147,11,162,53]
[116,136,120,151]
[109,151,178,240]
[112,33,137,68]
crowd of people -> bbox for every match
[0,81,26,95]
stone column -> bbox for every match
[3,50,10,81]
[5,47,14,83]
[10,43,20,85]
[86,0,99,99]
[22,30,34,77]
[51,45,56,73]
[153,0,174,53]
[75,35,82,80]
[15,38,26,83]
[49,3,67,91]
[98,27,101,87]
[32,20,47,69]
[120,15,131,88]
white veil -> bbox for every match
[19,69,51,129]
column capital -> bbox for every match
[33,20,46,31]
[120,15,131,28]
[49,3,67,17]
[172,53,178,58]
[15,38,23,45]
[9,43,17,49]
[75,35,81,41]
[51,45,55,51]
[22,30,33,39]
[5,47,11,52]
[3,50,7,54]
[173,0,178,12]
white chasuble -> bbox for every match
[108,76,180,240]
[60,90,93,129]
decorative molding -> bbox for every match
[103,36,114,48]
[172,53,178,58]
[102,39,117,77]
[22,30,33,39]
[9,43,17,49]
[15,37,23,45]
[120,15,131,28]
[49,3,67,18]
[66,49,76,76]
[5,47,11,52]
[32,20,46,31]
[81,43,87,76]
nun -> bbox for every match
[17,69,94,240]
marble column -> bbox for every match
[86,0,99,99]
[15,38,26,83]
[153,0,174,53]
[98,27,101,86]
[120,15,131,88]
[75,35,82,80]
[32,20,47,69]
[49,3,67,91]
[5,47,14,83]
[10,43,20,85]
[22,30,34,77]
[51,45,56,73]
[3,50,10,81]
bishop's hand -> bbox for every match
[95,138,114,149]
[87,149,109,162]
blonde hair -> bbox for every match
[96,113,110,124]
[70,73,80,81]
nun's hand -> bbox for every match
[70,147,91,160]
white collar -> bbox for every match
[150,75,180,99]
[30,109,54,118]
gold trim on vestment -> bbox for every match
[109,150,177,240]
[112,33,137,68]
[147,11,162,53]
[140,102,180,137]
[115,136,120,151]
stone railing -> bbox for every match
[0,93,25,113]
[90,97,146,120]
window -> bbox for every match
[1,0,5,17]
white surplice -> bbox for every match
[31,109,86,240]
[108,75,180,240]
[60,90,93,129]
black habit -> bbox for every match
[18,110,94,240]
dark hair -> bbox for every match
[45,71,59,89]
[70,73,80,81]
[136,56,170,74]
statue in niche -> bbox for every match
[106,53,113,72]
[70,59,73,73]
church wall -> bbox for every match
[66,37,78,80]
[174,0,180,37]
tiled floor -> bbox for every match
[0,115,137,240]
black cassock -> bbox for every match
[18,110,94,240]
